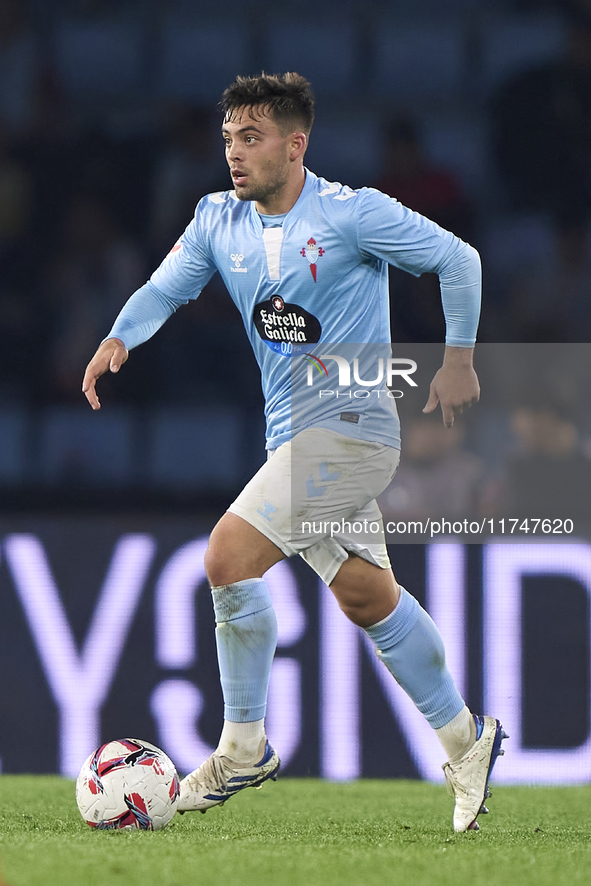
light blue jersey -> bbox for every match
[107,169,481,449]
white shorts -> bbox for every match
[229,427,400,585]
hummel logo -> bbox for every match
[230,253,247,274]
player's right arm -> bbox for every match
[81,198,218,410]
[82,280,183,409]
[82,337,129,410]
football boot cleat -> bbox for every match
[442,715,508,832]
[178,739,280,814]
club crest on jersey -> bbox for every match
[230,253,247,274]
[301,238,325,282]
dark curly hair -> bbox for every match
[220,72,315,135]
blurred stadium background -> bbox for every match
[2,0,591,781]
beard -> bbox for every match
[233,165,289,204]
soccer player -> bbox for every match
[82,73,506,832]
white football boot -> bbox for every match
[442,715,508,832]
[178,739,280,813]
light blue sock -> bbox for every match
[211,578,278,723]
[364,586,465,729]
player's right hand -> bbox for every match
[82,338,128,410]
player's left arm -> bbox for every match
[356,190,482,426]
[423,345,479,429]
[424,235,481,427]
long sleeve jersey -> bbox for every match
[107,169,481,450]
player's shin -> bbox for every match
[211,578,278,763]
[363,586,474,759]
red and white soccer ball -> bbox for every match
[76,738,180,831]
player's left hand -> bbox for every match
[423,347,480,428]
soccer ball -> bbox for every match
[76,738,180,831]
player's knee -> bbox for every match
[336,596,370,627]
[203,541,229,587]
[204,536,257,587]
[204,516,241,585]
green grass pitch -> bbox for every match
[1,776,591,886]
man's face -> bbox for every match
[222,107,294,205]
